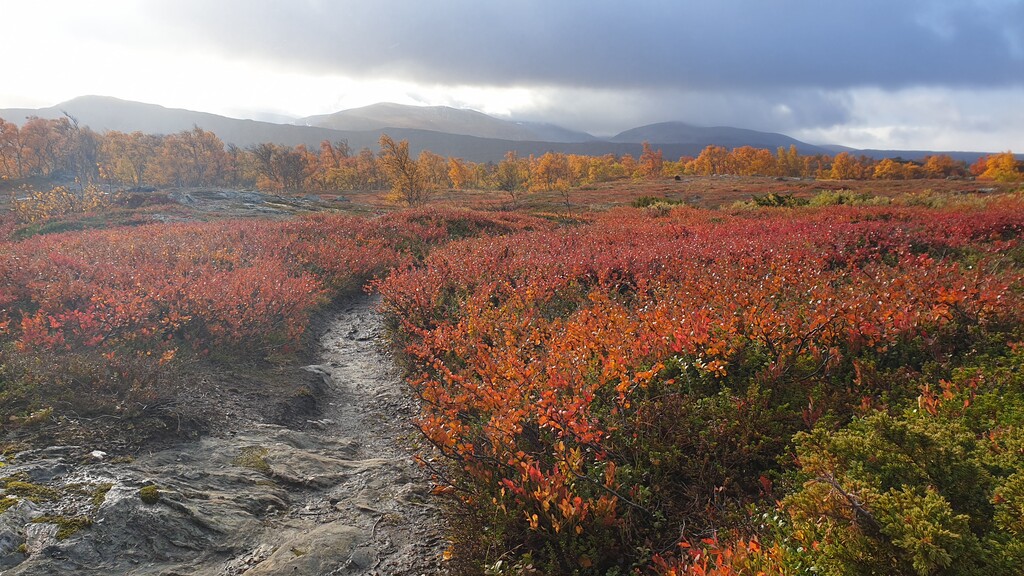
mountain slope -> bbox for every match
[612,121,829,155]
[7,95,995,164]
[298,102,595,143]
[0,97,636,161]
[0,96,368,148]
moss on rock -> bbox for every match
[91,482,114,509]
[138,485,161,505]
[233,446,272,475]
[32,515,92,540]
[3,480,59,502]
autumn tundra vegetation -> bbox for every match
[2,117,1022,198]
[2,116,1024,575]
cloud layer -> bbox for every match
[2,0,1022,150]
[158,0,1023,90]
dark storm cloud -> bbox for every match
[157,0,1022,90]
[512,87,855,136]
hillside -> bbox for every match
[0,96,1003,164]
[298,102,595,143]
[0,95,353,149]
[0,97,748,162]
[612,121,829,155]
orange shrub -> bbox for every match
[378,202,1024,573]
[0,207,548,419]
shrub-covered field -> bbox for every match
[378,200,1024,574]
[0,208,549,423]
[5,185,1024,574]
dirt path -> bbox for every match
[0,295,445,575]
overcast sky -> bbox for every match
[2,0,1022,151]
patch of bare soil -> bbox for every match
[0,294,445,575]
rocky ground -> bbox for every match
[0,295,446,575]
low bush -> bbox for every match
[783,349,1024,575]
[0,207,548,426]
[379,201,1024,574]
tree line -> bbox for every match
[2,116,1020,203]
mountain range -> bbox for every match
[297,102,596,143]
[0,96,994,164]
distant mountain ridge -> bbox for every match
[0,95,999,164]
[0,96,357,149]
[611,121,826,155]
[298,102,596,143]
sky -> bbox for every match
[2,0,1022,151]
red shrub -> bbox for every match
[378,202,1024,573]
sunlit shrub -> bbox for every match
[0,207,544,424]
[379,201,1024,574]
[11,185,122,224]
